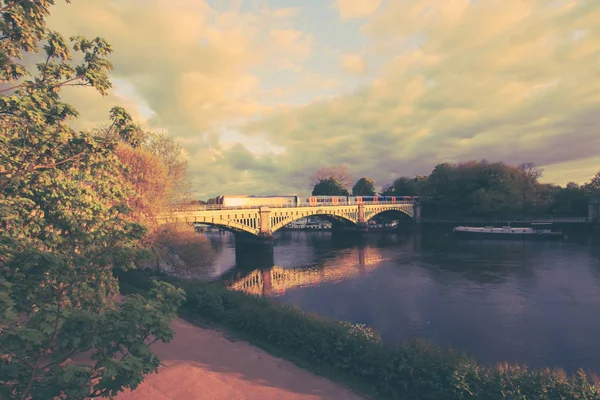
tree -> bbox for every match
[116,143,171,221]
[312,178,350,196]
[382,176,426,196]
[142,131,190,204]
[94,126,190,207]
[550,182,588,216]
[352,177,376,196]
[310,165,352,190]
[517,162,544,214]
[0,2,184,399]
[588,170,600,196]
[114,136,215,273]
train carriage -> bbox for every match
[215,194,418,208]
[296,196,348,207]
[217,195,297,208]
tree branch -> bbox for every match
[0,76,84,94]
[31,151,86,171]
[0,344,35,369]
[39,348,79,370]
[40,53,52,83]
[19,362,38,400]
[45,302,62,352]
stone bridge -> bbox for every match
[157,201,420,238]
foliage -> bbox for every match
[116,143,171,222]
[384,160,598,219]
[382,175,427,196]
[0,1,184,398]
[93,126,190,210]
[142,131,190,204]
[310,165,352,190]
[352,177,376,196]
[120,270,600,400]
[312,177,350,196]
[149,224,216,272]
[112,132,213,273]
[589,170,600,197]
[550,182,589,216]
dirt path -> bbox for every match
[116,318,365,400]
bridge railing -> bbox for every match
[171,200,415,212]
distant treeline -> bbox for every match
[199,161,600,219]
[383,161,600,219]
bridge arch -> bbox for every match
[192,220,259,236]
[364,206,414,223]
[271,209,358,233]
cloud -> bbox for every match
[49,0,314,134]
[244,0,600,190]
[42,0,600,198]
[261,6,302,20]
[45,0,321,196]
[334,0,383,20]
[341,54,368,74]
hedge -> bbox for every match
[117,270,600,400]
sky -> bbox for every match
[48,0,600,198]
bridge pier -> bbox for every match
[234,238,274,270]
[234,232,273,245]
[258,206,273,238]
[414,202,421,223]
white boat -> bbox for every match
[453,224,563,240]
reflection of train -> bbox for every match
[215,195,418,208]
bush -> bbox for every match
[148,224,216,272]
[118,270,600,400]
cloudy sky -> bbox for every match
[49,0,600,198]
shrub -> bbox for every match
[148,223,216,272]
[118,270,600,400]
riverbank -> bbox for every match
[119,270,600,400]
[116,318,363,400]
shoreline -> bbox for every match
[118,270,600,399]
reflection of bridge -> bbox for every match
[227,246,388,297]
[157,201,420,239]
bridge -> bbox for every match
[157,200,420,239]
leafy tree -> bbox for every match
[352,177,376,196]
[517,162,544,214]
[142,131,190,204]
[382,176,426,196]
[0,2,183,399]
[310,165,352,190]
[588,170,600,196]
[93,127,190,208]
[113,137,215,273]
[312,178,349,196]
[385,162,598,219]
[117,143,171,221]
[550,182,588,216]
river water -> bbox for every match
[201,228,600,373]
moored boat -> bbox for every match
[453,224,563,240]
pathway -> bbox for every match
[116,318,365,400]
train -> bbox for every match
[214,195,418,208]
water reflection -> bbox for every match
[224,244,392,297]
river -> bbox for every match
[200,228,600,373]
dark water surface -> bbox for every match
[203,229,600,373]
